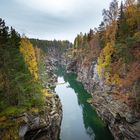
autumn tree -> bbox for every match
[73,32,84,48]
[124,0,140,35]
[87,29,94,41]
[20,37,39,80]
[102,0,119,45]
[0,19,45,112]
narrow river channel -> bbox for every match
[55,68,114,140]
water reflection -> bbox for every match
[55,67,114,140]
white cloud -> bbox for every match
[1,0,121,42]
[16,0,77,16]
[15,0,113,18]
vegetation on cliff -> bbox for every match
[0,18,46,117]
[30,38,72,55]
[67,0,140,112]
[0,17,72,118]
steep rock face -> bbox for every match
[77,61,101,93]
[92,92,140,140]
[24,94,62,140]
[64,57,140,140]
[65,58,104,93]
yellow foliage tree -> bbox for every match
[125,0,140,33]
[20,37,38,80]
[97,43,115,83]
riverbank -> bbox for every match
[62,55,140,140]
[0,55,62,140]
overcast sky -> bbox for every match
[0,0,121,42]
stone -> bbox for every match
[125,113,137,123]
[19,124,28,139]
[104,85,112,92]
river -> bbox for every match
[55,67,114,140]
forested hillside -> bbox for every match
[30,39,72,60]
[66,0,140,110]
[0,19,46,116]
[0,18,63,139]
[64,0,140,139]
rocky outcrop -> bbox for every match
[92,92,140,140]
[24,94,62,140]
[0,94,62,140]
[64,56,140,140]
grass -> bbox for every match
[0,88,51,117]
[0,106,25,117]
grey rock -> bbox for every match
[19,124,28,139]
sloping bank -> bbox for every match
[62,56,140,140]
[0,55,62,140]
[24,55,62,140]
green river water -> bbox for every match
[55,68,114,140]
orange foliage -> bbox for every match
[120,62,140,87]
[82,37,100,66]
[132,43,140,60]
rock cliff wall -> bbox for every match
[64,55,140,140]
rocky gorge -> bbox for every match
[61,53,140,140]
[0,38,139,140]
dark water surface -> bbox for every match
[55,68,114,140]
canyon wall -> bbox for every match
[63,54,140,140]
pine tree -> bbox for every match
[0,18,9,46]
[116,1,129,42]
[9,27,21,48]
[98,22,105,48]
